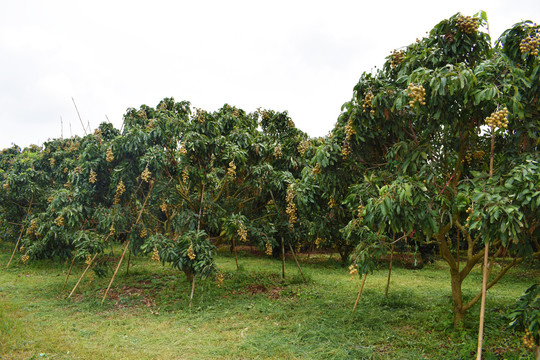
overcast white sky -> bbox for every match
[1,0,539,150]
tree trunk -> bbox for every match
[451,268,465,328]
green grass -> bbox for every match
[0,243,536,359]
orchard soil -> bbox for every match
[0,242,536,359]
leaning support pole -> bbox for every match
[352,273,368,313]
[68,253,98,298]
[385,240,395,298]
[288,242,307,283]
[101,240,130,305]
[477,130,496,360]
[189,276,196,308]
[101,181,154,305]
[62,256,77,292]
[6,198,33,268]
[281,236,286,280]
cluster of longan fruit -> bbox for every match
[106,148,114,163]
[237,222,247,242]
[273,144,283,159]
[265,242,273,256]
[141,167,151,182]
[286,186,297,226]
[89,170,97,184]
[523,329,535,350]
[187,243,196,260]
[152,247,160,262]
[407,83,426,106]
[390,50,405,68]
[55,215,65,227]
[328,196,338,209]
[297,140,310,156]
[485,107,509,130]
[520,34,539,56]
[456,15,479,34]
[113,180,126,205]
[312,163,321,175]
[362,93,375,115]
[140,228,147,238]
[227,161,236,177]
[348,264,358,276]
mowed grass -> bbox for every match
[0,242,537,360]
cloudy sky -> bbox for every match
[1,0,539,150]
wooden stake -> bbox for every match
[352,273,368,313]
[101,240,130,305]
[288,241,307,283]
[385,242,395,298]
[281,236,286,280]
[232,236,239,270]
[477,130,496,359]
[126,249,131,275]
[189,276,196,308]
[68,253,98,298]
[6,198,32,268]
[62,256,77,292]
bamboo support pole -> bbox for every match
[68,253,98,298]
[288,242,307,283]
[6,198,33,268]
[62,256,77,292]
[352,273,368,313]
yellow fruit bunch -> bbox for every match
[160,201,168,213]
[49,158,56,167]
[297,140,310,156]
[485,107,509,130]
[237,222,247,242]
[465,206,473,223]
[362,92,375,115]
[456,15,479,34]
[357,204,365,219]
[179,142,188,156]
[265,242,273,256]
[520,35,540,56]
[26,219,38,236]
[216,272,224,287]
[227,161,236,178]
[21,254,29,264]
[341,141,352,159]
[348,264,358,276]
[2,182,8,190]
[140,228,147,238]
[106,148,114,162]
[187,243,196,260]
[182,168,189,184]
[89,170,97,184]
[345,118,356,140]
[523,329,535,350]
[464,151,473,165]
[390,50,405,68]
[407,83,426,106]
[473,150,485,159]
[141,167,151,182]
[312,163,321,175]
[286,185,297,226]
[328,196,338,209]
[113,180,126,205]
[54,215,65,227]
[194,107,206,123]
[273,144,283,159]
[152,247,160,262]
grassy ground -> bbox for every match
[0,242,537,360]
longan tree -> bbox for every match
[335,13,540,327]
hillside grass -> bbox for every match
[0,242,537,359]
